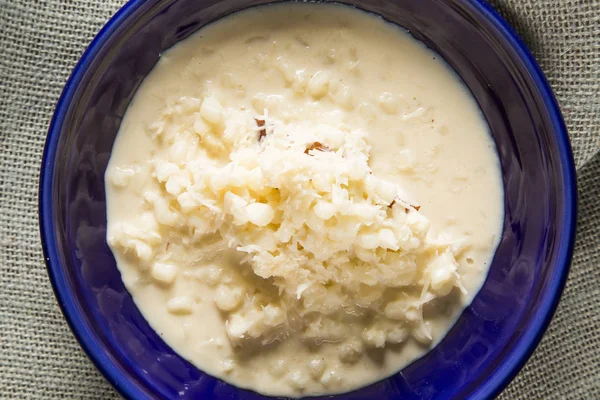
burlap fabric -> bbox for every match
[0,0,598,398]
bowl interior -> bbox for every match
[41,0,576,399]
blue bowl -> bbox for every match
[39,0,577,399]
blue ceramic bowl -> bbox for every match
[40,0,577,399]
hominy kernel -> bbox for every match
[214,284,244,311]
[200,96,223,125]
[378,92,401,114]
[287,370,309,390]
[166,296,194,314]
[151,262,178,285]
[308,358,326,379]
[338,339,363,364]
[307,71,330,99]
[268,358,287,378]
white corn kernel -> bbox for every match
[166,296,194,314]
[269,358,288,378]
[379,229,399,250]
[397,149,416,171]
[377,180,398,204]
[245,202,275,226]
[165,175,191,196]
[384,300,407,320]
[221,358,235,373]
[404,305,422,324]
[287,370,309,390]
[308,358,326,379]
[169,141,189,163]
[429,251,459,296]
[407,210,430,236]
[358,102,376,121]
[351,203,378,220]
[334,85,353,110]
[355,246,376,263]
[134,241,154,263]
[320,370,342,386]
[153,197,180,227]
[362,326,386,348]
[261,304,284,327]
[214,284,244,311]
[338,338,363,364]
[200,96,223,125]
[314,200,336,220]
[109,166,136,187]
[357,232,379,250]
[307,71,330,99]
[225,314,249,340]
[276,60,295,84]
[177,192,197,213]
[223,192,249,225]
[155,161,179,183]
[198,265,222,286]
[151,262,178,285]
[292,69,308,93]
[143,190,159,204]
[412,322,433,345]
[430,265,455,296]
[378,92,401,114]
[193,119,209,135]
[387,326,409,344]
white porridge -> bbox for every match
[105,3,504,397]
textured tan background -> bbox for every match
[0,0,598,399]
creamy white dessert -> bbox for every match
[105,3,503,397]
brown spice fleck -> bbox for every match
[388,197,421,212]
[304,142,332,155]
[255,118,266,140]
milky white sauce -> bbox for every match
[105,3,503,397]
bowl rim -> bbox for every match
[39,0,577,399]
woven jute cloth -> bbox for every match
[0,0,598,398]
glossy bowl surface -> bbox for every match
[40,0,576,399]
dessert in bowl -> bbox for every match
[40,0,576,399]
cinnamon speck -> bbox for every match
[389,197,420,212]
[255,118,266,140]
[304,142,332,155]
